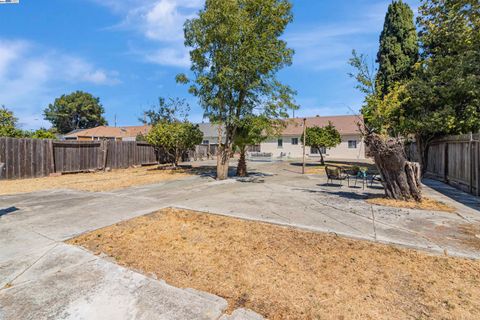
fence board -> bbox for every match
[425,134,479,196]
[0,138,160,180]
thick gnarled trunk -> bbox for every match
[236,147,247,177]
[365,133,422,201]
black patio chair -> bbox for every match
[325,166,349,186]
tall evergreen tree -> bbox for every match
[376,0,418,97]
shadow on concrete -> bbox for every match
[180,164,275,180]
[293,187,373,200]
[423,178,480,213]
[289,162,324,167]
[0,206,19,217]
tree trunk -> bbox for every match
[365,133,422,201]
[216,144,230,180]
[237,146,247,177]
[319,151,325,166]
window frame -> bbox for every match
[348,140,357,149]
[291,137,299,145]
[277,138,283,148]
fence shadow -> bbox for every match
[423,178,480,212]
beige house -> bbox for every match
[197,115,366,161]
[63,125,151,141]
[260,115,366,160]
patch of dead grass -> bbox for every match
[68,208,480,320]
[0,166,191,195]
[367,197,457,213]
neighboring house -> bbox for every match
[261,115,366,160]
[197,123,225,146]
[196,115,366,160]
[63,125,151,141]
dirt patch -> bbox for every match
[69,208,480,320]
[367,197,456,213]
[458,224,480,250]
[0,166,191,195]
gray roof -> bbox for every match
[196,123,225,138]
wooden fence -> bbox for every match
[425,133,480,196]
[0,138,158,180]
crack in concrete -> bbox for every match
[1,243,59,290]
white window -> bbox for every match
[348,140,357,149]
[291,138,299,145]
[310,147,326,154]
[277,139,283,148]
[202,140,210,145]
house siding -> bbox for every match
[260,134,366,160]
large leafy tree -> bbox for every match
[140,97,190,125]
[178,0,297,180]
[44,91,107,134]
[403,0,480,168]
[301,122,341,165]
[234,115,282,177]
[354,0,418,133]
[147,122,203,167]
[376,0,419,97]
[348,1,423,201]
[0,106,24,138]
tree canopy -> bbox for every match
[376,0,418,97]
[178,0,297,179]
[146,122,203,167]
[30,128,57,140]
[302,122,341,165]
[0,106,24,138]
[403,0,480,140]
[234,115,283,176]
[44,91,107,134]
[140,97,190,125]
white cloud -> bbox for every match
[144,47,190,67]
[0,39,120,129]
[286,22,379,71]
[91,0,202,67]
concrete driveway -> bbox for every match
[1,160,479,319]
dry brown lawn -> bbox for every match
[367,197,457,213]
[0,166,191,195]
[69,208,480,320]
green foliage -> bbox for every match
[234,115,282,151]
[146,122,203,166]
[140,97,190,125]
[376,0,419,97]
[178,0,297,146]
[302,122,341,150]
[44,91,107,134]
[404,0,480,138]
[349,0,479,171]
[0,106,24,138]
[30,128,57,140]
[348,50,377,96]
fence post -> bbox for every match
[477,140,480,197]
[443,142,448,182]
[48,139,55,174]
[102,140,108,171]
[469,133,474,194]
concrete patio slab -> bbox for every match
[1,160,479,319]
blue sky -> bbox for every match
[0,0,419,130]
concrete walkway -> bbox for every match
[1,161,479,319]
